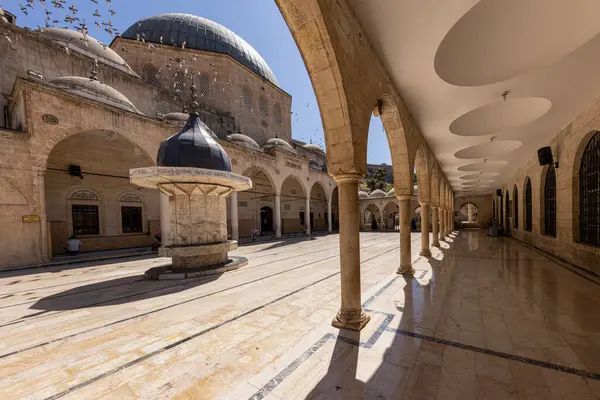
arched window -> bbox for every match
[172,71,186,93]
[198,73,210,96]
[70,190,100,235]
[544,165,556,237]
[525,178,532,231]
[273,103,282,126]
[242,86,253,110]
[513,185,519,229]
[120,193,143,233]
[142,63,160,87]
[505,191,510,227]
[259,95,269,118]
[580,131,600,245]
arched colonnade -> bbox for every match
[276,0,455,331]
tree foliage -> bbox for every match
[365,168,387,192]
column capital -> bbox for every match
[333,173,362,185]
[419,201,430,206]
[396,195,411,201]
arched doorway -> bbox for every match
[331,186,339,231]
[310,182,328,232]
[260,206,274,233]
[383,201,399,231]
[364,203,381,230]
[281,175,307,234]
[44,130,157,255]
[238,167,276,238]
[460,202,479,224]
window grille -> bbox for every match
[580,131,600,245]
[172,71,186,93]
[142,64,160,87]
[544,166,557,237]
[525,179,532,231]
[72,204,99,235]
[242,86,252,109]
[198,73,210,96]
[259,95,269,117]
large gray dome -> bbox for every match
[122,13,278,86]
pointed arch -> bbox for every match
[413,144,431,203]
[523,176,532,232]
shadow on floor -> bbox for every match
[29,272,221,311]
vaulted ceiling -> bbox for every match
[349,0,600,195]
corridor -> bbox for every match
[0,230,599,399]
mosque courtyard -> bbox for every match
[1,230,600,399]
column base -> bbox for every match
[397,265,415,276]
[331,308,370,331]
[419,249,432,257]
[432,241,440,248]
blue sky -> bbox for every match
[7,0,390,164]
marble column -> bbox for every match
[431,206,440,247]
[304,197,311,235]
[439,208,446,242]
[160,192,171,245]
[420,202,432,256]
[275,194,282,238]
[397,195,415,276]
[327,198,333,233]
[331,174,370,331]
[230,191,239,241]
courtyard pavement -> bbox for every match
[1,231,600,399]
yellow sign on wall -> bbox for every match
[22,215,40,223]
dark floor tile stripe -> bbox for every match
[385,327,600,380]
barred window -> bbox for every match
[259,95,269,118]
[172,71,186,93]
[513,186,519,229]
[273,103,282,126]
[198,73,210,96]
[525,178,532,231]
[142,63,160,87]
[242,86,252,109]
[72,204,99,235]
[544,166,556,237]
[580,131,600,245]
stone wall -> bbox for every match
[498,96,600,275]
[114,39,292,145]
[454,195,493,228]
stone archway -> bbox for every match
[239,167,277,238]
[44,130,158,255]
[310,181,328,232]
[383,200,399,231]
[364,203,382,230]
[281,175,307,234]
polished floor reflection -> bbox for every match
[1,230,599,399]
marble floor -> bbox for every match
[1,230,600,399]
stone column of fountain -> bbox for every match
[130,113,252,280]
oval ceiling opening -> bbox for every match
[450,98,551,136]
[455,141,522,159]
[435,0,600,86]
[458,161,509,171]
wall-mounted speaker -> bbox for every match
[68,164,83,179]
[538,147,554,166]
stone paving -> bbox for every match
[1,230,600,399]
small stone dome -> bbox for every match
[38,28,136,75]
[163,112,190,126]
[50,76,141,114]
[358,191,369,199]
[387,188,395,197]
[370,189,386,198]
[304,143,324,153]
[263,137,296,153]
[157,113,231,171]
[227,133,260,150]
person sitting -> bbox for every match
[65,235,82,256]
